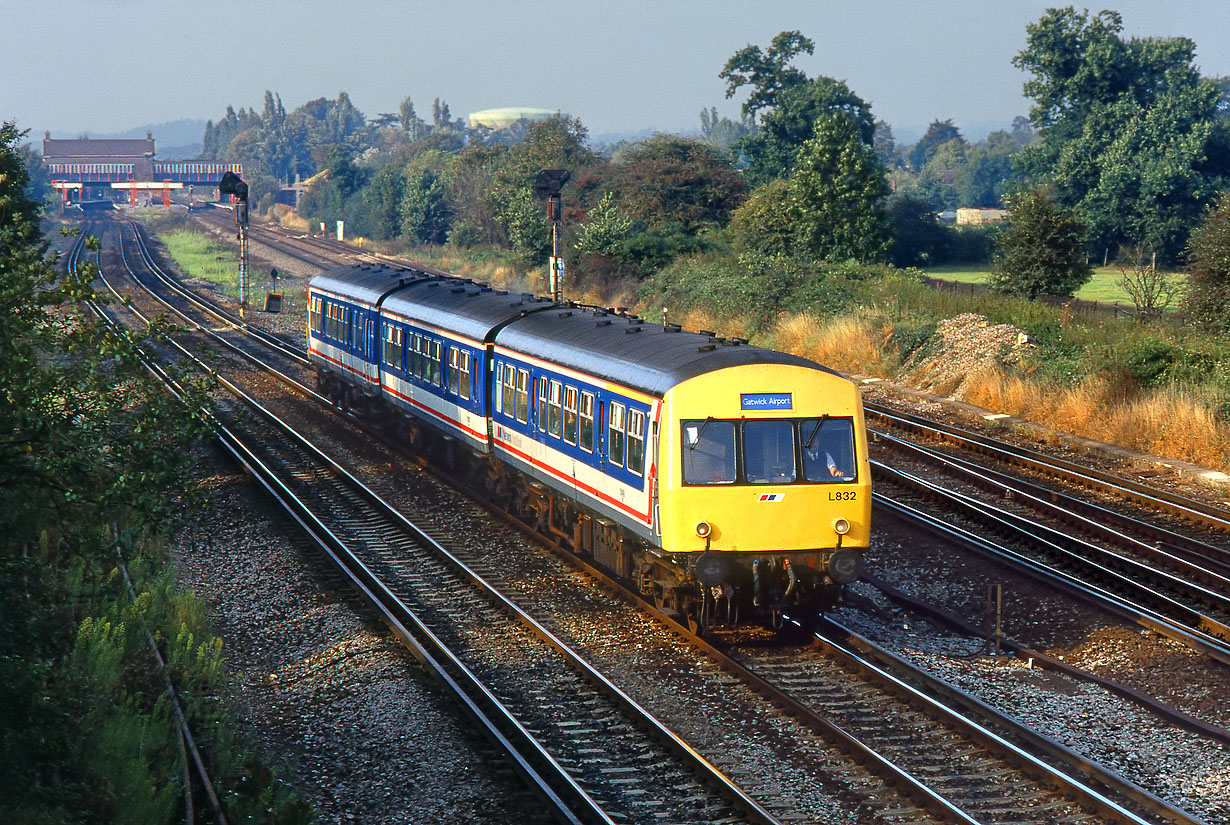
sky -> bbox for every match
[6,1,1230,146]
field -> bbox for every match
[922,264,1187,308]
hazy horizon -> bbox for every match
[7,1,1230,148]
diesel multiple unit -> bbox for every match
[308,263,872,627]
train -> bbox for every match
[307,263,872,628]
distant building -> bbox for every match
[937,211,957,225]
[43,130,157,180]
[467,107,560,130]
[955,207,1008,225]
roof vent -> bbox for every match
[624,326,642,334]
[664,324,682,333]
[596,319,612,327]
[558,310,573,317]
[698,344,716,352]
[699,329,715,336]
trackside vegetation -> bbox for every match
[0,122,314,824]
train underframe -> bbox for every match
[318,368,857,630]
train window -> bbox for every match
[431,340,442,387]
[412,334,422,378]
[459,351,471,401]
[681,420,736,485]
[608,402,626,468]
[743,420,796,484]
[627,409,645,477]
[537,377,548,432]
[383,324,398,367]
[504,364,517,417]
[547,380,562,438]
[515,369,529,423]
[309,296,322,333]
[579,392,594,452]
[494,363,504,414]
[448,347,460,394]
[800,417,857,482]
[563,386,578,445]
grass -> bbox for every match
[156,228,243,298]
[921,263,1185,307]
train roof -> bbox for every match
[310,264,552,343]
[497,306,828,397]
[309,264,840,397]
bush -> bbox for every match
[1125,338,1174,386]
[990,188,1092,298]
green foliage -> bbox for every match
[909,119,964,171]
[608,135,747,232]
[1013,7,1230,262]
[1125,338,1174,386]
[399,153,453,245]
[1183,195,1230,333]
[990,187,1092,298]
[0,122,313,824]
[720,30,815,118]
[363,164,407,240]
[491,184,550,265]
[739,77,876,186]
[787,112,892,262]
[729,179,794,259]
[887,196,952,267]
[573,191,634,258]
[950,224,999,264]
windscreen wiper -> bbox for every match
[803,414,830,450]
[688,416,715,451]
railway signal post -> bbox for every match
[219,172,250,318]
[535,169,570,303]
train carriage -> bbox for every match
[307,264,872,627]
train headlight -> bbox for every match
[832,518,851,535]
[695,521,712,539]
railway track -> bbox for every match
[100,218,1225,825]
[865,401,1230,533]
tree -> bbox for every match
[873,120,900,169]
[363,165,406,239]
[720,30,815,118]
[908,119,964,171]
[1183,196,1230,333]
[728,178,794,259]
[786,112,892,262]
[989,187,1092,298]
[1013,7,1230,262]
[608,135,746,233]
[698,107,755,156]
[740,77,876,186]
[1115,245,1180,320]
[887,196,951,266]
[400,153,453,244]
[399,96,424,138]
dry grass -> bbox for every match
[767,312,901,377]
[759,310,1230,471]
[961,369,1230,470]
